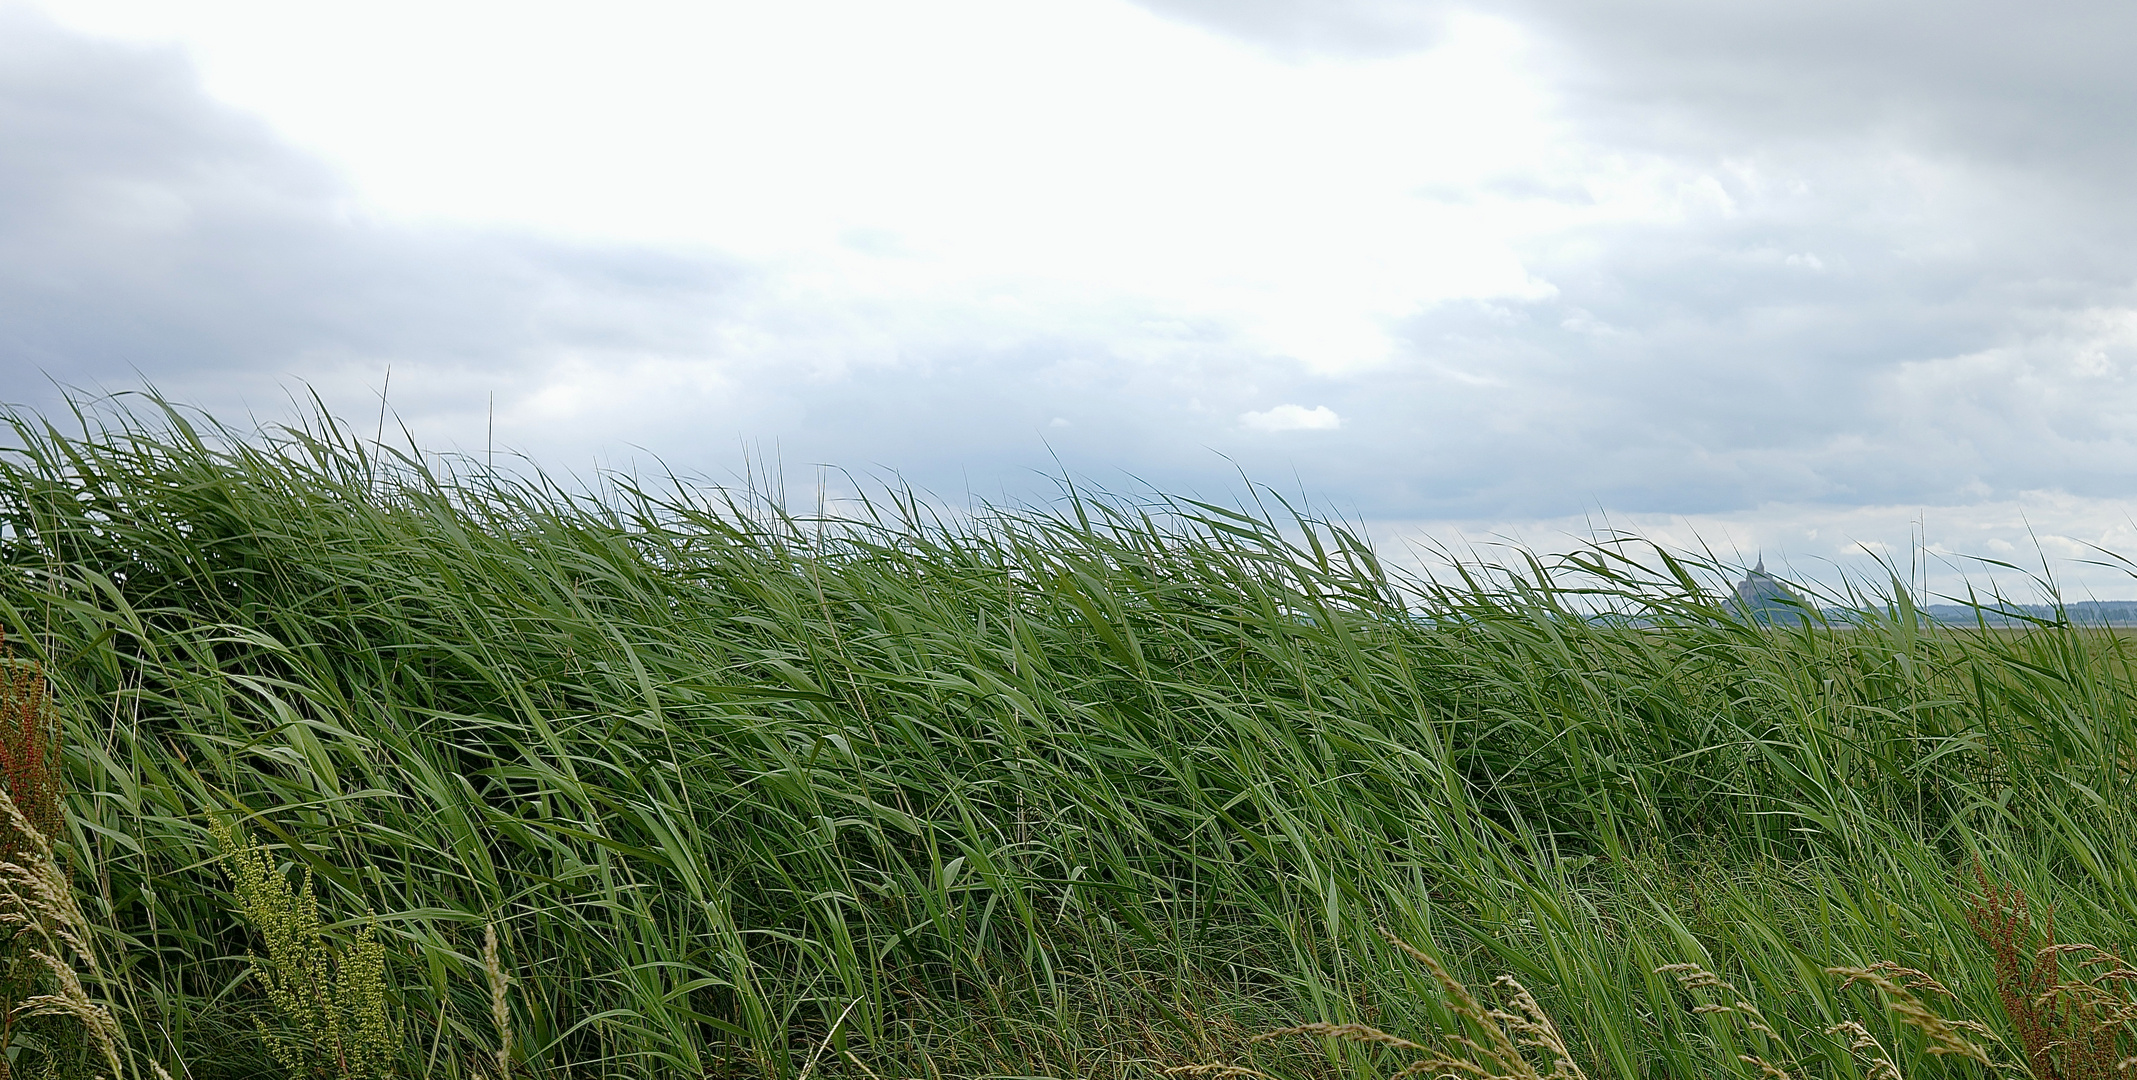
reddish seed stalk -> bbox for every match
[1963,863,2129,1080]
[0,630,66,1080]
[0,630,61,864]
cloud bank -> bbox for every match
[8,0,2137,594]
[1134,0,2137,574]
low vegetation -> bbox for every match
[0,396,2134,1078]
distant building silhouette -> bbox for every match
[1731,559,1809,625]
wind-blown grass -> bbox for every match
[0,395,2133,1078]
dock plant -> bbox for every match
[210,817,394,1080]
[0,632,124,1080]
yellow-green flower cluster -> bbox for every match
[211,819,395,1080]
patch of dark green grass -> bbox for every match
[2,395,2133,1078]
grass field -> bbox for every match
[1,397,2133,1079]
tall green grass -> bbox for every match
[0,396,2132,1078]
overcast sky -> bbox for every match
[8,0,2137,597]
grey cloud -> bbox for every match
[1528,1,2137,181]
[1137,1,2137,182]
[0,8,1285,493]
[0,8,1295,498]
[1350,206,2137,518]
[1120,0,2137,523]
[0,7,744,407]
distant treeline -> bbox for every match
[1918,599,2137,626]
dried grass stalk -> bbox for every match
[1244,928,1586,1080]
[485,921,513,1080]
[0,787,127,1079]
[1828,963,1995,1065]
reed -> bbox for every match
[0,394,2133,1078]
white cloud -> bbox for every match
[1239,404,1342,432]
[27,0,1565,374]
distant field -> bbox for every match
[2,400,2133,1079]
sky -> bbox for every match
[7,0,2137,598]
